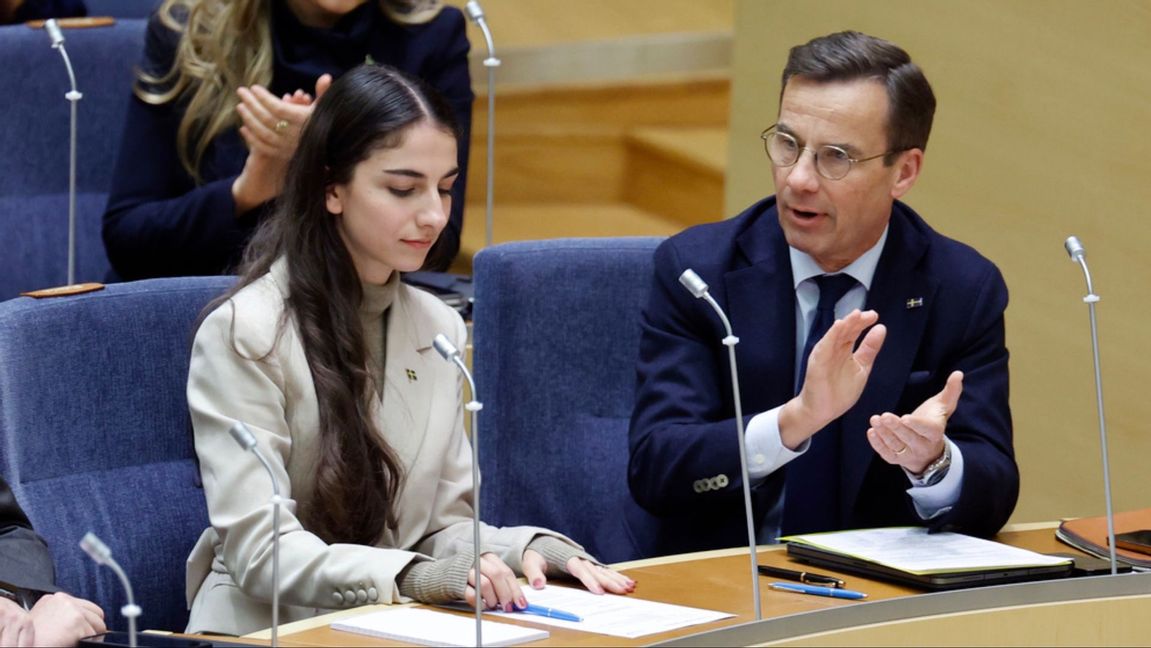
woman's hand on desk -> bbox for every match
[522,550,637,595]
[464,550,638,612]
[466,552,526,612]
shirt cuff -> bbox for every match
[745,406,809,480]
[905,439,965,519]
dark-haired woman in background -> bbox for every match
[184,64,635,636]
[103,0,472,280]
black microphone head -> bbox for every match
[1065,236,1085,261]
[678,269,709,299]
[464,0,485,22]
[44,19,65,48]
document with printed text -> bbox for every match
[783,527,1072,574]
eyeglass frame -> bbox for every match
[759,124,908,181]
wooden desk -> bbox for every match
[235,523,1151,646]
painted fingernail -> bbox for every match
[532,578,544,588]
[517,596,527,609]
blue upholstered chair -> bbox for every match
[86,0,159,18]
[0,19,146,299]
[472,237,662,563]
[0,277,233,632]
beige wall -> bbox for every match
[728,1,1151,524]
[445,0,734,49]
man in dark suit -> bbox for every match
[0,476,104,646]
[626,31,1017,558]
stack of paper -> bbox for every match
[784,527,1071,574]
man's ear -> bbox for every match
[890,148,924,200]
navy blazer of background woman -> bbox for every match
[102,1,473,280]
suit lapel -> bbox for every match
[378,286,435,467]
[839,207,938,519]
[724,207,797,412]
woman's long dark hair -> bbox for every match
[203,64,460,544]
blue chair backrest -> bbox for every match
[0,19,146,298]
[0,277,234,632]
[472,237,661,563]
[86,0,159,18]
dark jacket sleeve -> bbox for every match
[0,477,56,592]
[102,15,257,280]
[927,262,1017,537]
[628,239,773,518]
[11,0,86,22]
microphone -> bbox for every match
[43,19,83,286]
[1064,235,1085,261]
[677,269,762,620]
[80,532,141,648]
[228,422,283,647]
[44,19,65,48]
[464,1,500,250]
[432,333,485,645]
[1063,236,1118,574]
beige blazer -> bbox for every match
[185,261,568,635]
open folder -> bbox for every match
[1055,508,1151,570]
[782,527,1073,590]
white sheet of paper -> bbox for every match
[786,527,1071,574]
[486,585,734,638]
[331,607,548,647]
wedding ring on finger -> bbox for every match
[895,446,908,455]
[274,119,290,134]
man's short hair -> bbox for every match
[781,31,936,162]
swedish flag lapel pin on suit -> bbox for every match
[906,297,924,309]
[405,368,418,382]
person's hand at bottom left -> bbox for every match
[0,597,35,647]
[29,592,105,647]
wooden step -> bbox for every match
[450,202,682,273]
[472,74,730,132]
[623,126,728,226]
[463,76,731,206]
[463,129,626,205]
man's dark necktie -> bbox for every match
[781,273,858,535]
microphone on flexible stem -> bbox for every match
[228,422,283,647]
[432,333,484,646]
[79,532,140,648]
[43,19,82,286]
[1063,236,1119,575]
[678,269,762,620]
[464,1,500,250]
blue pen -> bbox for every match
[519,603,583,623]
[769,582,867,600]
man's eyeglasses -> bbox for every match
[760,126,903,181]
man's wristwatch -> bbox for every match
[908,443,952,487]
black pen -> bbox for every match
[758,565,845,588]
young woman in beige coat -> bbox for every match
[184,64,634,636]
